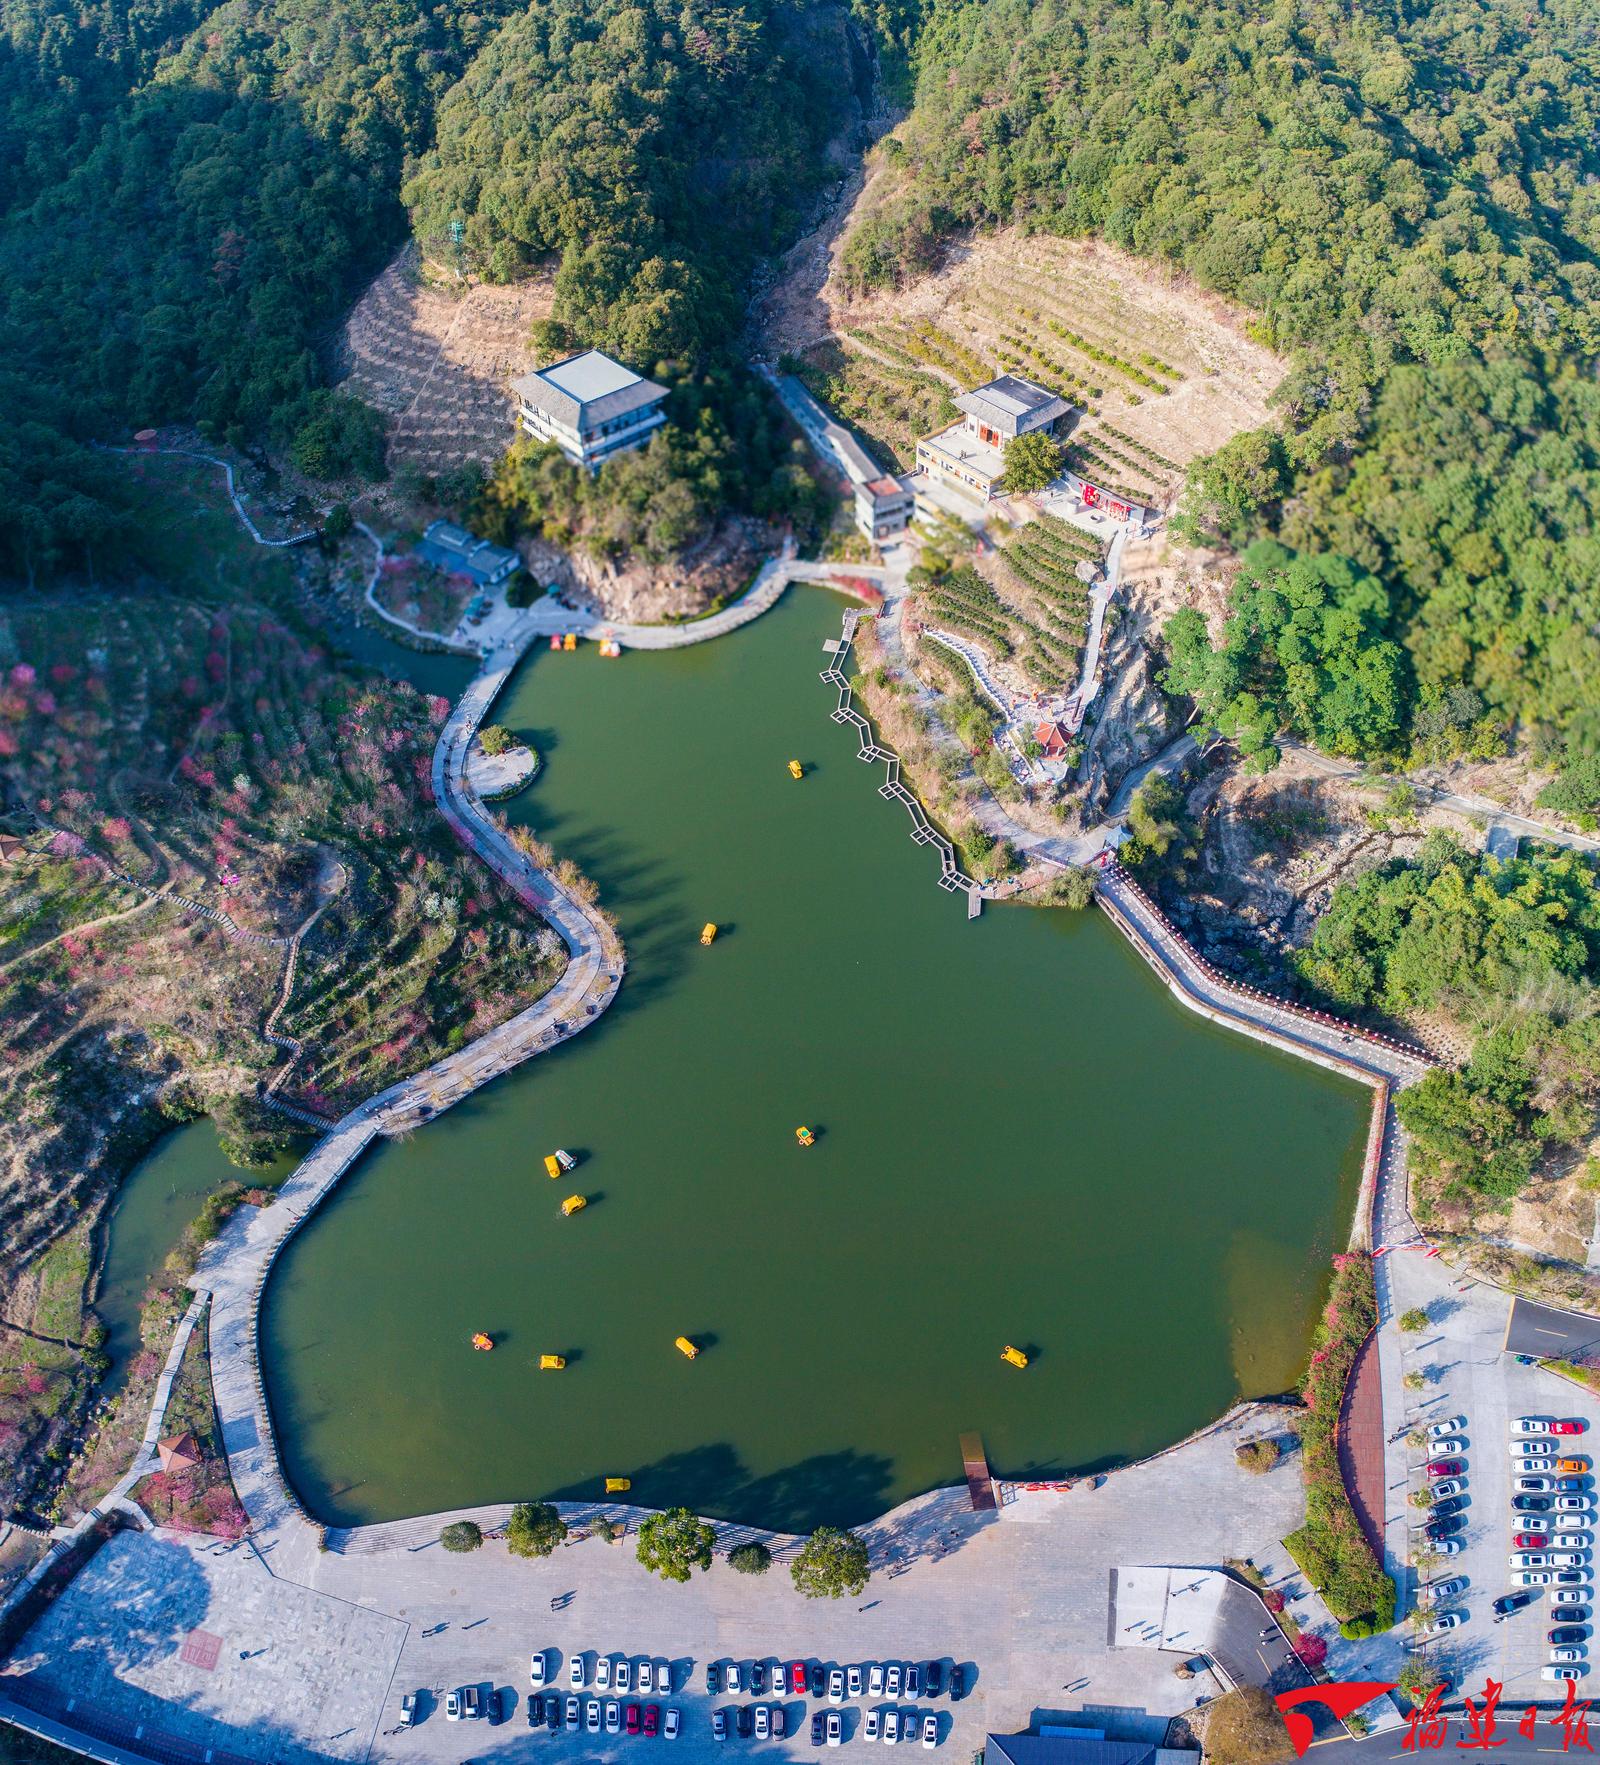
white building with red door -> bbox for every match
[913,373,1070,505]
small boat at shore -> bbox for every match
[674,1336,699,1360]
[1000,1345,1029,1369]
[605,1476,631,1493]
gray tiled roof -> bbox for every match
[955,373,1070,437]
[511,350,667,428]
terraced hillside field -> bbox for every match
[0,465,571,1517]
[338,245,554,475]
[914,511,1105,699]
[779,227,1286,510]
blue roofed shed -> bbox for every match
[415,520,521,588]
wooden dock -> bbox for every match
[959,1431,997,1510]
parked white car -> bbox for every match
[1514,1553,1558,1569]
[1515,1418,1556,1435]
[569,1654,586,1690]
[1558,1496,1595,1512]
[530,1651,549,1689]
[1552,1648,1587,1665]
[1432,1478,1467,1498]
[1520,1477,1558,1493]
[870,1664,885,1695]
[1430,1576,1469,1598]
[1516,1459,1560,1473]
[848,1666,864,1699]
[664,1708,681,1740]
[866,1710,883,1743]
[1431,1417,1469,1438]
[1425,1612,1466,1634]
[1516,1570,1558,1586]
[597,1657,613,1692]
[885,1711,902,1745]
[1545,1665,1587,1682]
[922,1715,939,1749]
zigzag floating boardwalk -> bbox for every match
[821,610,982,919]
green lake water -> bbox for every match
[259,586,1368,1532]
[98,1128,298,1391]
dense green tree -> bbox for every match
[506,1501,568,1559]
[1161,542,1407,764]
[1001,430,1061,494]
[789,1525,870,1599]
[634,1507,716,1583]
[727,1541,773,1575]
[440,1520,483,1552]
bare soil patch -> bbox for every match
[337,246,553,475]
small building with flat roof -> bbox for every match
[760,368,913,541]
[511,349,669,470]
[415,520,521,588]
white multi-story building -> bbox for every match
[511,349,669,470]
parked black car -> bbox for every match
[1494,1591,1536,1616]
[924,1662,944,1698]
[1554,1606,1592,1624]
[811,1713,826,1746]
[488,1688,510,1726]
[1425,1516,1466,1541]
[706,1662,720,1696]
[749,1662,766,1696]
[950,1664,968,1700]
[809,1664,826,1698]
[528,1693,544,1727]
[1551,1627,1590,1646]
[736,1706,754,1739]
[1431,1495,1468,1519]
[1515,1495,1554,1512]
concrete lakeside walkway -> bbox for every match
[186,617,624,1574]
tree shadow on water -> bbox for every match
[545,1443,896,1539]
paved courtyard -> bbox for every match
[2,1531,407,1762]
[2,1411,1307,1763]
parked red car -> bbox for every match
[790,1663,807,1695]
[1428,1460,1464,1478]
[1516,1533,1549,1549]
[643,1705,660,1738]
[1552,1421,1585,1435]
[625,1703,642,1736]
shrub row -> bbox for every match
[1282,1251,1396,1629]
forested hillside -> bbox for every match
[855,0,1600,775]
[0,0,867,580]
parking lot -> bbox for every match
[1385,1257,1600,1701]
